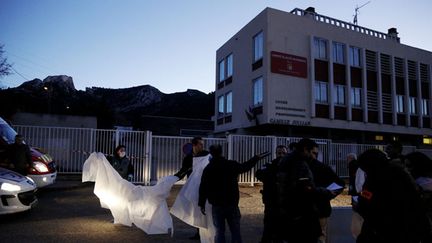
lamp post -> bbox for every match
[43,85,51,114]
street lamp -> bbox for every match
[43,86,51,113]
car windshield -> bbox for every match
[0,123,18,144]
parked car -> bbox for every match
[0,167,37,214]
[0,117,57,188]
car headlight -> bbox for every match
[26,176,35,183]
[1,182,21,192]
[33,161,49,173]
[26,176,36,186]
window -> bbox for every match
[314,38,327,59]
[351,87,362,107]
[253,31,263,61]
[409,97,417,115]
[422,99,429,116]
[253,77,263,106]
[227,54,233,77]
[218,95,224,114]
[333,85,345,105]
[332,42,345,64]
[350,46,361,67]
[424,137,432,145]
[226,91,232,113]
[218,60,225,82]
[314,81,328,103]
[396,95,404,113]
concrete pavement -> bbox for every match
[328,207,356,243]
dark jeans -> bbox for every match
[212,205,242,243]
[277,214,321,243]
[261,205,278,243]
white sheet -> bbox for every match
[170,154,216,243]
[355,168,366,193]
[82,152,177,235]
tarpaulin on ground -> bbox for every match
[82,152,177,235]
[170,154,216,243]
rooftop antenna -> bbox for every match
[353,1,371,25]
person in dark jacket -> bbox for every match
[107,145,133,180]
[288,142,297,153]
[255,145,287,243]
[199,144,270,243]
[174,137,209,240]
[8,134,32,175]
[347,153,359,196]
[275,138,322,243]
[174,137,209,180]
[385,140,405,167]
[405,151,432,242]
[356,149,430,243]
[308,158,345,243]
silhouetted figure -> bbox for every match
[347,153,359,197]
[199,144,269,243]
[356,149,429,243]
[256,145,287,243]
[174,136,209,240]
[275,138,321,243]
[288,142,297,153]
[174,137,209,180]
[385,141,405,167]
[405,152,432,242]
[8,134,32,175]
[308,157,345,243]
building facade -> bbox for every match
[214,7,432,146]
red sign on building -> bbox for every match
[271,51,307,78]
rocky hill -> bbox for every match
[0,75,214,129]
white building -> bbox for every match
[214,7,432,146]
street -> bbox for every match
[0,183,266,243]
[0,182,354,243]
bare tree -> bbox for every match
[0,44,12,78]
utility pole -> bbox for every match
[353,1,371,25]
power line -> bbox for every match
[6,51,60,74]
[11,66,29,81]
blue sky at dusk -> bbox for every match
[1,0,431,93]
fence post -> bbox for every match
[90,129,95,153]
[145,130,154,185]
[327,140,337,172]
[250,137,255,186]
[115,130,120,148]
[227,134,233,160]
[270,136,277,160]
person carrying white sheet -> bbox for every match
[198,144,270,243]
[173,136,209,240]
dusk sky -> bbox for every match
[1,0,431,93]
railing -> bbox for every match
[290,8,396,41]
[14,125,432,185]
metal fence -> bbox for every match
[149,136,227,184]
[13,125,432,185]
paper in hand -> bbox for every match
[326,182,343,191]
